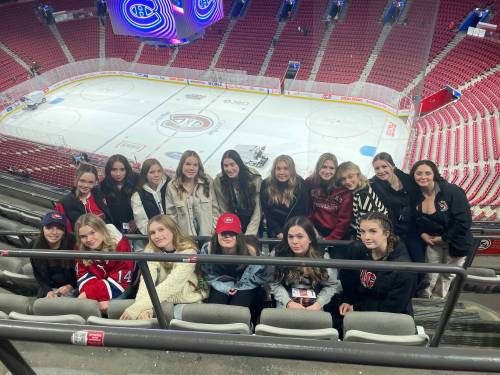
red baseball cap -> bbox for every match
[215,213,242,234]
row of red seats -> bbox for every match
[265,0,329,80]
[58,18,99,62]
[216,0,282,76]
[316,0,386,84]
[0,2,68,74]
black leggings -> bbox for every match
[205,288,258,308]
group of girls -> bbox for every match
[31,148,472,319]
[30,207,418,331]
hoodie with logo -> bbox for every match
[338,240,416,315]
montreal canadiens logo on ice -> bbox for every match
[160,113,214,132]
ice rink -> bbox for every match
[0,76,410,177]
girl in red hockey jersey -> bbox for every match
[74,213,134,314]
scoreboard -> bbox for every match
[107,0,224,44]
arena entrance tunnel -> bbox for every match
[0,233,499,374]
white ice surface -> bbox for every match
[0,77,409,178]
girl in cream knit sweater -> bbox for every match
[120,215,208,320]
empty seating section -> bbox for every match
[423,38,499,97]
[444,127,452,167]
[426,129,435,160]
[58,18,99,61]
[449,169,459,185]
[454,127,461,166]
[171,0,233,70]
[476,163,500,207]
[0,49,27,92]
[105,18,139,62]
[316,0,386,84]
[467,164,492,202]
[491,116,500,161]
[0,136,75,188]
[216,0,281,75]
[427,0,478,62]
[457,165,470,187]
[462,165,480,193]
[138,45,173,66]
[367,0,435,91]
[0,3,67,73]
[265,0,328,80]
[435,132,443,166]
[462,125,468,164]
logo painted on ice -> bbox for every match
[122,0,161,29]
[160,114,214,132]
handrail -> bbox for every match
[0,230,499,241]
[0,321,499,372]
[2,248,468,347]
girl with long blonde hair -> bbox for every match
[74,214,134,314]
[336,161,387,239]
[260,155,309,239]
[121,215,208,320]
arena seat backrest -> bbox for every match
[33,297,101,319]
[342,311,429,346]
[9,311,86,325]
[0,294,34,314]
[87,316,157,329]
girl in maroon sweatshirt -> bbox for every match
[306,153,352,240]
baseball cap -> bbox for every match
[215,213,242,234]
[41,211,66,228]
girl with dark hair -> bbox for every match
[101,154,139,233]
[130,158,170,235]
[410,160,472,298]
[336,161,387,239]
[213,150,262,235]
[270,216,338,310]
[121,214,207,320]
[55,163,112,232]
[260,155,309,239]
[370,152,424,263]
[30,211,77,298]
[75,214,134,314]
[166,150,219,236]
[200,213,268,307]
[337,212,416,316]
[306,153,352,240]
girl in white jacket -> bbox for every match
[131,159,170,235]
[166,150,219,236]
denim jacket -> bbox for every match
[200,242,271,295]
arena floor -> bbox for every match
[0,76,409,177]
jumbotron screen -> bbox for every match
[107,0,224,41]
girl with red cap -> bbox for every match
[200,213,269,308]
